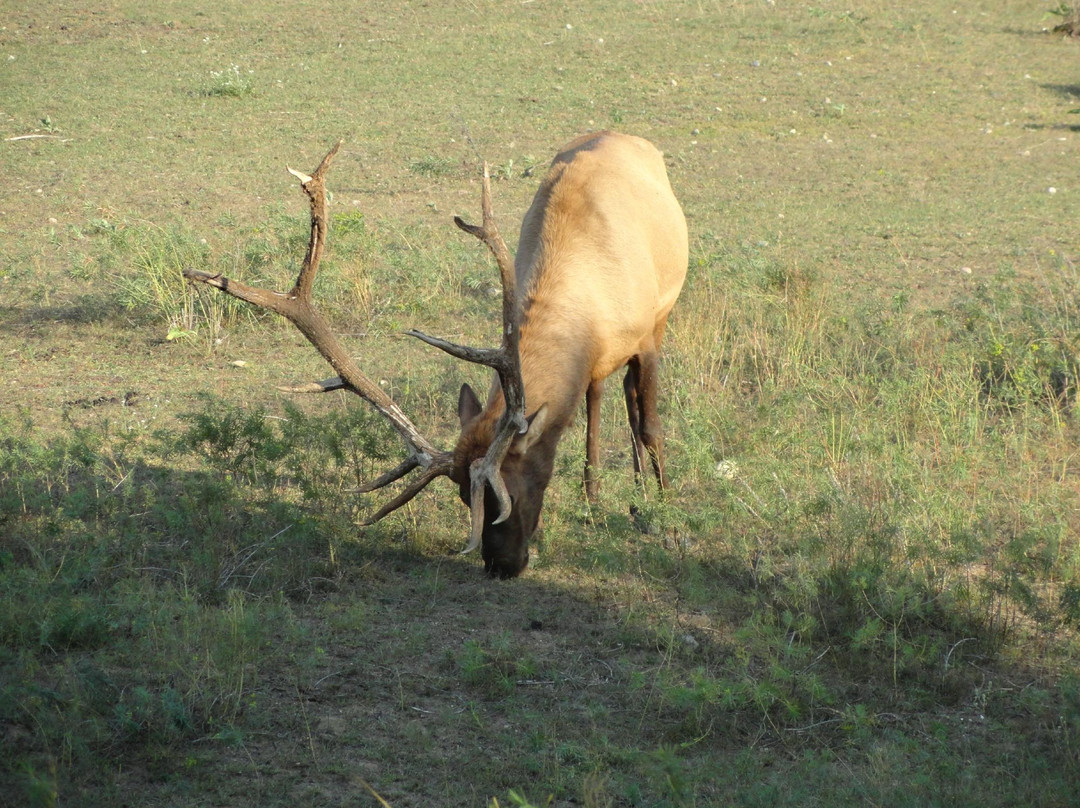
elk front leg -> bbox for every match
[584,378,604,503]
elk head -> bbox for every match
[184,142,531,577]
[454,384,552,577]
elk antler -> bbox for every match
[183,142,455,517]
[407,164,527,554]
[184,145,527,557]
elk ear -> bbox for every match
[458,383,483,426]
[510,404,549,455]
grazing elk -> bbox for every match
[185,131,688,578]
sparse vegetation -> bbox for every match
[2,0,1079,806]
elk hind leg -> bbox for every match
[624,352,666,492]
[622,357,647,487]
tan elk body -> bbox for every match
[185,131,687,579]
[453,131,688,576]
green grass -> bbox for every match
[2,0,1080,805]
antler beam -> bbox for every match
[407,165,527,553]
[184,142,453,503]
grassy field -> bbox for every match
[2,0,1080,805]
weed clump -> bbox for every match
[953,268,1080,411]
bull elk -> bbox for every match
[185,131,688,578]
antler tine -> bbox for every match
[453,164,516,301]
[289,140,341,302]
[352,456,422,495]
[184,142,454,526]
[358,452,456,525]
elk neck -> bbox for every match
[473,272,599,447]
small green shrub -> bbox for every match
[172,398,292,486]
[200,65,255,98]
[455,635,537,698]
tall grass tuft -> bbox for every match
[92,209,379,351]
